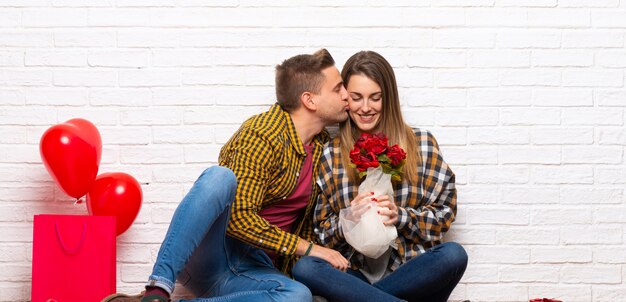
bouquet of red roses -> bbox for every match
[349,133,407,182]
[340,133,407,260]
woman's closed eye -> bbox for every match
[350,94,381,102]
[350,94,362,101]
[370,93,382,101]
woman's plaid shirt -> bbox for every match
[314,129,457,272]
[218,104,329,272]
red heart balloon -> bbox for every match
[87,172,143,236]
[40,119,102,198]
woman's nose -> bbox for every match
[361,100,370,112]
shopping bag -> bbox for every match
[32,214,116,302]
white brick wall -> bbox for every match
[1,2,625,301]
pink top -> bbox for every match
[258,144,314,234]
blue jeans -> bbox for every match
[147,166,312,302]
[292,242,467,302]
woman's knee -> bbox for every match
[292,256,321,281]
[441,242,468,271]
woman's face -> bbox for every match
[347,74,383,133]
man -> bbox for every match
[104,48,350,302]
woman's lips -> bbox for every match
[358,113,376,123]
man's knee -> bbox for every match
[180,166,236,213]
[199,166,236,190]
[196,166,237,201]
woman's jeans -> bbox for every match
[147,166,312,302]
[292,242,468,302]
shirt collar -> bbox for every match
[273,103,329,156]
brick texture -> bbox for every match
[2,2,626,302]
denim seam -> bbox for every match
[201,208,234,297]
[187,290,274,302]
[226,244,285,293]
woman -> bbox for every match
[292,51,467,302]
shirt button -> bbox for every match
[296,172,300,177]
[283,196,287,199]
[282,247,287,252]
[259,239,263,243]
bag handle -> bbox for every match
[54,220,87,255]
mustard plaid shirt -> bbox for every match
[314,129,457,272]
[218,104,329,272]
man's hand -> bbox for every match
[309,244,350,272]
[296,239,349,271]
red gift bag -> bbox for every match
[32,214,116,302]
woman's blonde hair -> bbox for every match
[339,51,421,185]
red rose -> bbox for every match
[350,148,380,172]
[349,147,362,165]
[374,132,388,142]
[358,151,380,171]
[387,144,407,166]
[350,133,406,179]
[357,133,387,155]
[354,133,371,149]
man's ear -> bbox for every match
[300,91,317,111]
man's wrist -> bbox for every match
[304,241,314,256]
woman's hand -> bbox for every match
[349,191,374,218]
[373,194,399,226]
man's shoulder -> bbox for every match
[219,107,287,164]
[238,106,288,140]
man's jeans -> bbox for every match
[292,242,468,302]
[147,166,312,302]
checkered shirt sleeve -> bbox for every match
[396,129,457,243]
